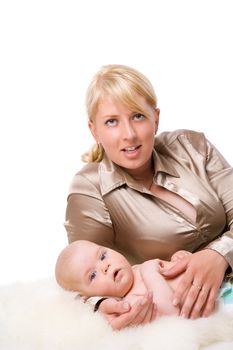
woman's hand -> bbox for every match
[162,249,228,319]
[98,292,157,330]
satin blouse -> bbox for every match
[65,129,233,269]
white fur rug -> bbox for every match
[1,278,233,350]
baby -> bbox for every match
[55,240,192,317]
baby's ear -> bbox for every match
[80,295,88,302]
[75,293,88,302]
[158,260,164,272]
[158,260,164,267]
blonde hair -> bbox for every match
[82,64,158,163]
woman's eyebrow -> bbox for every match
[102,112,139,119]
[101,114,119,119]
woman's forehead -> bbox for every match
[95,92,150,115]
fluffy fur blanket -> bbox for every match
[1,278,233,350]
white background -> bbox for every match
[0,0,232,285]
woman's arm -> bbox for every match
[162,136,233,319]
[65,172,115,246]
[65,176,157,329]
[204,139,233,270]
[140,260,179,316]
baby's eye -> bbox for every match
[100,252,106,261]
[133,113,145,121]
[105,119,118,127]
[90,271,97,281]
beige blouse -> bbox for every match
[65,129,233,270]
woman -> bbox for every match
[65,64,233,330]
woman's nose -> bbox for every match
[121,121,136,140]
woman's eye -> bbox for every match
[133,113,145,121]
[100,252,106,261]
[105,119,117,126]
[90,271,97,281]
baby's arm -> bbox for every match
[140,260,179,316]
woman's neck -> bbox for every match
[123,159,154,189]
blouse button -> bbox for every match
[166,182,177,191]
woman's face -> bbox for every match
[89,94,160,174]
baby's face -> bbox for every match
[70,241,134,297]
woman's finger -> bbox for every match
[109,293,154,330]
[99,298,130,315]
[151,302,158,321]
[189,287,210,319]
[201,288,218,317]
[126,293,154,326]
[171,271,193,307]
[161,258,188,278]
[179,282,202,317]
[132,293,156,325]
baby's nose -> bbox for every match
[102,263,110,274]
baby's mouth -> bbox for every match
[113,269,121,281]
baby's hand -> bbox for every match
[170,250,192,263]
[141,259,162,273]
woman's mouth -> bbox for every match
[122,145,141,154]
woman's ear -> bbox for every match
[88,121,99,143]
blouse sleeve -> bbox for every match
[64,174,115,248]
[204,139,233,270]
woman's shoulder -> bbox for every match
[68,162,101,196]
[155,129,207,156]
[76,161,100,177]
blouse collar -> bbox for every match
[99,147,179,196]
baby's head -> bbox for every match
[55,240,134,298]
